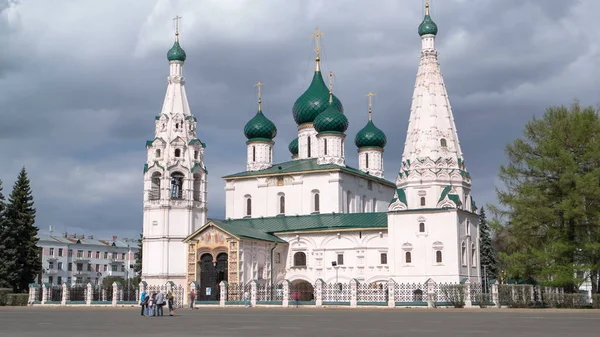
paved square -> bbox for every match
[0,307,598,337]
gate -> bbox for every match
[121,283,137,302]
[50,286,62,302]
[70,285,87,302]
[198,253,227,302]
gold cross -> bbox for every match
[425,0,430,15]
[173,15,182,39]
[327,72,335,103]
[254,81,264,110]
[366,92,376,120]
[311,27,324,59]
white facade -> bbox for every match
[246,140,274,171]
[224,169,394,220]
[37,234,138,286]
[141,37,207,288]
[357,148,384,178]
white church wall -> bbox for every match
[339,172,394,213]
[236,240,287,284]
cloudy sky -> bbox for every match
[0,0,597,240]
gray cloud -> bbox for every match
[0,0,598,239]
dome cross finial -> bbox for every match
[254,81,264,111]
[311,27,324,71]
[328,71,335,104]
[366,92,376,121]
[425,0,430,15]
[173,15,182,41]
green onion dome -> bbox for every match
[292,71,343,125]
[418,14,438,36]
[313,104,349,134]
[167,41,187,62]
[355,120,387,148]
[288,137,298,156]
[244,110,277,141]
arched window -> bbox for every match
[365,153,369,168]
[170,172,184,199]
[324,139,328,155]
[420,197,426,206]
[279,194,285,214]
[252,146,256,162]
[150,172,161,200]
[155,149,161,158]
[193,173,201,201]
[313,192,320,213]
[419,223,425,233]
[307,137,312,157]
[293,252,306,267]
[471,243,477,266]
[440,138,447,147]
[466,220,470,235]
[413,289,423,302]
[461,242,467,266]
[405,251,412,264]
[194,150,198,160]
[245,196,252,216]
[436,250,443,263]
[174,148,181,157]
[346,191,352,213]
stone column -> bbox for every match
[250,280,257,307]
[350,279,358,308]
[42,283,50,305]
[387,279,395,308]
[315,279,323,307]
[219,281,227,307]
[28,284,37,305]
[61,283,68,306]
[86,283,93,306]
[112,282,119,306]
[426,279,436,308]
[282,280,290,308]
[464,279,473,308]
[491,282,500,308]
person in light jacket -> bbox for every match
[155,291,165,316]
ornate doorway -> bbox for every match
[198,252,228,301]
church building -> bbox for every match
[142,3,481,301]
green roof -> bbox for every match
[314,103,349,134]
[292,71,343,125]
[418,14,438,36]
[222,158,394,186]
[355,120,387,149]
[244,110,277,140]
[218,212,388,234]
[167,40,186,62]
[211,220,287,242]
[188,139,206,148]
[288,137,298,156]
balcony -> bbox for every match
[108,259,124,264]
[46,269,58,275]
[46,256,58,262]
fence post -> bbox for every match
[387,279,395,308]
[426,279,435,308]
[463,279,473,308]
[86,283,93,306]
[491,282,500,308]
[61,283,68,306]
[41,283,49,305]
[219,281,227,307]
[350,279,358,308]
[282,280,290,308]
[314,279,323,307]
[250,280,258,307]
[112,282,119,307]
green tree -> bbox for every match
[102,276,125,288]
[0,168,40,293]
[478,207,498,285]
[134,233,142,282]
[0,179,7,288]
[493,103,600,294]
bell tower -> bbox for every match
[142,18,207,287]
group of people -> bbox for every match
[140,290,175,317]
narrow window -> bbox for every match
[194,150,198,160]
[346,192,352,213]
[314,193,320,212]
[363,197,367,213]
[193,174,201,201]
[380,253,387,265]
[440,138,447,147]
[461,242,467,266]
[252,146,256,162]
[275,253,281,264]
[269,149,272,163]
[365,153,369,168]
[436,250,443,263]
[419,222,425,233]
[170,172,184,199]
[307,137,312,157]
[368,181,373,191]
[155,149,161,158]
[373,198,377,212]
[279,195,285,214]
[58,248,63,257]
[293,252,306,267]
[337,254,344,265]
[324,139,328,155]
[175,123,180,129]
[150,172,161,200]
[246,197,252,216]
[174,148,181,157]
[471,243,477,266]
[466,220,470,235]
[405,252,412,264]
[420,197,426,206]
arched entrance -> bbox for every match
[198,252,228,301]
[290,280,315,302]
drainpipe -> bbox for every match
[270,243,278,301]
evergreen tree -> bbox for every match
[478,207,498,286]
[494,103,600,293]
[0,179,7,288]
[134,233,143,280]
[2,168,40,293]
